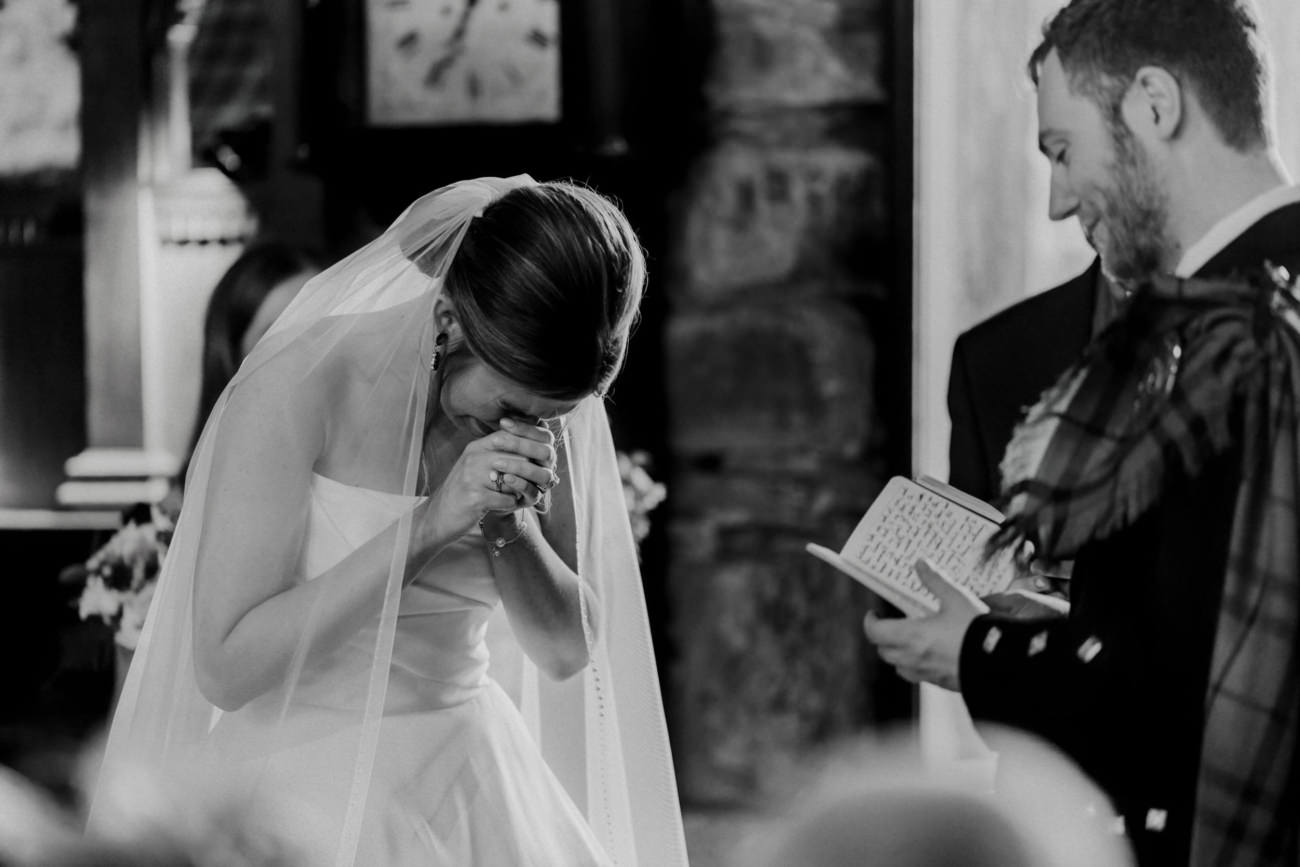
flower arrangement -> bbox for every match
[617,450,667,545]
[68,504,174,650]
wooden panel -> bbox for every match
[0,528,113,737]
[0,182,85,508]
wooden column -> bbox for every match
[79,0,148,450]
[57,0,173,505]
[59,0,223,506]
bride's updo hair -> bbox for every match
[444,181,646,401]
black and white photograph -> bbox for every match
[0,1,1298,865]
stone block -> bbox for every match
[0,0,79,175]
[667,545,872,804]
[665,299,873,459]
[665,467,881,547]
[707,0,886,112]
[673,141,884,303]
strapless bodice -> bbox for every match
[295,473,501,711]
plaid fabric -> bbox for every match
[187,0,272,154]
[994,267,1300,864]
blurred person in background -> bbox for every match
[174,240,322,497]
[731,726,1134,867]
[0,748,321,866]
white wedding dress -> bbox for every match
[200,472,610,865]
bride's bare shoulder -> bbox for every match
[220,301,425,441]
[216,340,346,453]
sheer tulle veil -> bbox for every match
[88,176,688,866]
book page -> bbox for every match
[916,475,1004,524]
[841,477,1017,610]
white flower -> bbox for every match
[78,575,123,625]
[73,518,170,646]
[617,450,667,544]
[115,581,156,651]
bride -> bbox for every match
[89,176,689,866]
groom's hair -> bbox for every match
[1028,0,1271,153]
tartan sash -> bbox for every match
[994,266,1300,864]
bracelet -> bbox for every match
[478,514,527,558]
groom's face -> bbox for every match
[1036,50,1173,285]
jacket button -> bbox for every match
[1077,636,1103,663]
[982,626,1002,653]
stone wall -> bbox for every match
[0,0,78,177]
[664,0,900,804]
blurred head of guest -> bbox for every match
[0,741,323,866]
[730,727,1135,867]
[78,748,325,867]
[181,241,321,486]
[1027,0,1282,287]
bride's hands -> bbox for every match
[492,417,560,506]
[422,419,560,543]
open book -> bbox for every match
[806,476,1019,617]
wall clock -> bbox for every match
[366,0,561,126]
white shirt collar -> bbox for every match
[1175,183,1300,277]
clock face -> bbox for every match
[366,0,561,126]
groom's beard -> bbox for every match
[1098,124,1174,289]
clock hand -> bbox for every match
[425,0,480,88]
[446,0,480,48]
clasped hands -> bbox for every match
[862,559,1069,692]
[429,417,560,542]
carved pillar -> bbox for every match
[57,0,160,506]
[150,170,256,463]
[59,0,257,507]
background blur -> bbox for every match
[0,1,1296,862]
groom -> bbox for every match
[865,1,1300,865]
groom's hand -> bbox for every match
[983,589,1070,620]
[862,559,986,691]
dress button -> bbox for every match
[1145,808,1167,832]
[1028,631,1048,657]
